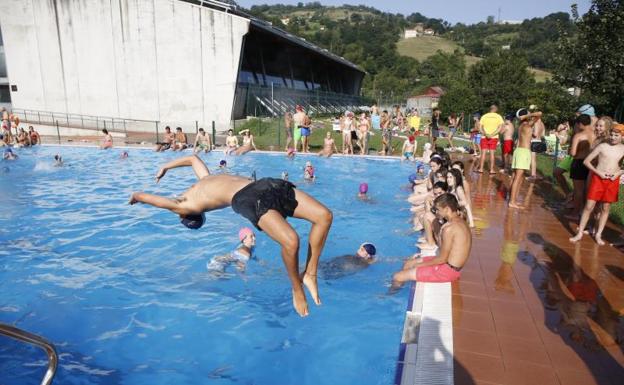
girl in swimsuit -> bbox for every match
[358,113,371,155]
[235,129,257,155]
[207,227,257,274]
[342,112,354,155]
[319,131,338,157]
[446,168,475,228]
[224,129,239,155]
[101,129,113,149]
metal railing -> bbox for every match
[12,107,160,135]
[0,323,58,385]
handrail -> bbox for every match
[0,323,58,385]
[11,107,158,124]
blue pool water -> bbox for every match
[0,146,418,385]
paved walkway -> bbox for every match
[453,156,624,385]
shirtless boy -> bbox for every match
[129,155,333,317]
[319,131,338,157]
[570,124,624,245]
[172,127,188,151]
[392,193,472,289]
[568,114,596,218]
[194,128,213,153]
[500,114,515,173]
[155,126,175,152]
[402,135,416,161]
[509,109,540,209]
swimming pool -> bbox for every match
[0,146,418,385]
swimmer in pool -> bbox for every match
[120,151,129,159]
[304,161,315,180]
[358,182,369,201]
[129,155,333,317]
[320,242,377,280]
[3,148,17,160]
[286,148,295,159]
[54,154,63,167]
[207,227,257,274]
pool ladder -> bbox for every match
[0,323,58,385]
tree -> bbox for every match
[468,52,536,112]
[438,80,479,117]
[527,81,578,127]
[553,0,624,115]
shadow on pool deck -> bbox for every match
[452,157,624,385]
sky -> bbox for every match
[236,0,592,25]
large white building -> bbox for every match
[0,0,364,131]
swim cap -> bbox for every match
[359,182,368,194]
[4,148,12,154]
[238,227,254,241]
[305,161,312,167]
[361,243,376,256]
[577,104,595,117]
[219,160,227,166]
[408,135,415,143]
[180,213,205,230]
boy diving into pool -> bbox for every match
[129,155,333,317]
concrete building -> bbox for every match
[0,28,10,110]
[0,0,364,132]
[404,29,418,39]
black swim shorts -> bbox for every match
[231,178,299,230]
[570,159,589,180]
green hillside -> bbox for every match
[397,36,551,82]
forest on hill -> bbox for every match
[242,1,623,123]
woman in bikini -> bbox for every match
[235,129,257,155]
[342,112,354,155]
[357,113,371,155]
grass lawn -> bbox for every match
[397,36,551,82]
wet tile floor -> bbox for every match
[453,162,624,385]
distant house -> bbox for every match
[414,23,424,33]
[406,86,445,117]
[498,20,522,25]
[501,44,511,50]
[404,29,418,39]
[423,28,435,36]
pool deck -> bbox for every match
[453,158,624,385]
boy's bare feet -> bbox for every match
[302,273,321,306]
[595,235,606,246]
[292,288,309,317]
[508,202,522,209]
[569,233,583,243]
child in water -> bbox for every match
[304,161,315,180]
[54,154,63,167]
[207,227,256,274]
[358,182,369,200]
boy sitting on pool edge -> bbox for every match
[391,193,472,291]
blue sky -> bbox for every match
[236,0,592,24]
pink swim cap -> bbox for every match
[238,227,254,241]
[359,182,368,194]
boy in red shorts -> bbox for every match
[500,113,515,173]
[570,124,624,245]
[391,194,472,289]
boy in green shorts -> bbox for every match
[509,109,541,209]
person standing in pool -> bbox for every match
[129,155,333,317]
[391,193,472,289]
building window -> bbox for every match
[0,50,7,78]
[0,85,11,103]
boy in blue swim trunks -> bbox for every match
[129,155,333,317]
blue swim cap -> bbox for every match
[577,104,595,117]
[181,213,205,230]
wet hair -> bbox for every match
[434,193,461,212]
[199,127,205,132]
[176,127,182,131]
[102,129,109,134]
[433,181,448,192]
[165,126,171,131]
[447,168,464,189]
[576,114,591,127]
[451,161,465,172]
